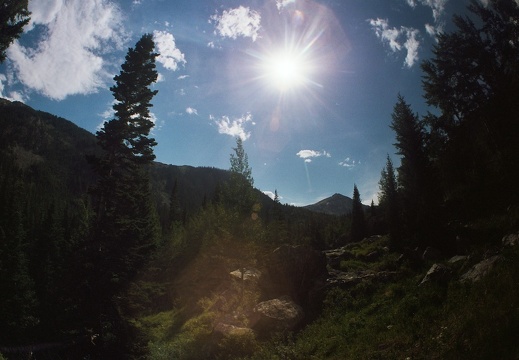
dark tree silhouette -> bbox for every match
[421,0,519,215]
[88,34,160,355]
[350,184,366,243]
[0,0,30,62]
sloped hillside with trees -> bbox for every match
[1,1,519,359]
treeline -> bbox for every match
[376,0,519,253]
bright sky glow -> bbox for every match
[0,0,479,206]
[262,50,307,91]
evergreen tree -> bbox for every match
[378,155,402,249]
[0,0,30,62]
[92,33,159,283]
[88,34,160,354]
[0,182,38,343]
[390,95,438,247]
[222,137,257,216]
[350,184,366,243]
[421,0,519,214]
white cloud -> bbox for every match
[186,107,198,115]
[7,0,125,100]
[369,18,402,52]
[153,30,186,71]
[211,6,261,42]
[403,28,420,67]
[368,18,421,68]
[212,112,254,141]
[263,190,281,201]
[177,74,189,80]
[419,0,447,22]
[339,157,361,170]
[0,74,26,102]
[276,0,295,11]
[296,150,331,162]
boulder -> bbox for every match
[252,296,304,334]
[419,263,452,286]
[326,269,398,289]
[261,244,328,304]
[323,246,355,268]
[230,268,261,283]
[448,255,468,265]
[502,232,519,247]
[460,255,501,283]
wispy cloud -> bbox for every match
[405,0,447,38]
[177,75,189,80]
[296,149,331,163]
[153,30,186,71]
[276,0,296,11]
[368,18,421,68]
[339,157,361,170]
[420,0,447,22]
[210,6,261,42]
[0,74,25,102]
[186,107,198,115]
[211,112,254,141]
[7,0,126,100]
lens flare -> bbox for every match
[262,50,307,91]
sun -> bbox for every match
[262,50,308,91]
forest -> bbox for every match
[1,0,519,359]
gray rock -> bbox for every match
[502,233,519,247]
[326,269,398,289]
[252,296,304,333]
[460,255,501,283]
[323,246,355,268]
[230,268,261,282]
[448,255,468,264]
[419,263,452,286]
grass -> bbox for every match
[241,237,519,360]
[130,206,519,359]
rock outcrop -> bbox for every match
[420,263,452,286]
[251,296,304,335]
[460,255,502,282]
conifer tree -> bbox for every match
[421,0,519,214]
[0,0,30,63]
[390,95,440,248]
[378,155,402,248]
[350,184,366,242]
[223,137,257,216]
[91,33,159,286]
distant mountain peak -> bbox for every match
[303,193,354,216]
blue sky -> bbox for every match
[0,0,476,206]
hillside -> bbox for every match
[2,99,518,360]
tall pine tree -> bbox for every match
[350,184,367,243]
[390,95,441,248]
[92,33,159,285]
[378,155,402,249]
[222,137,257,216]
